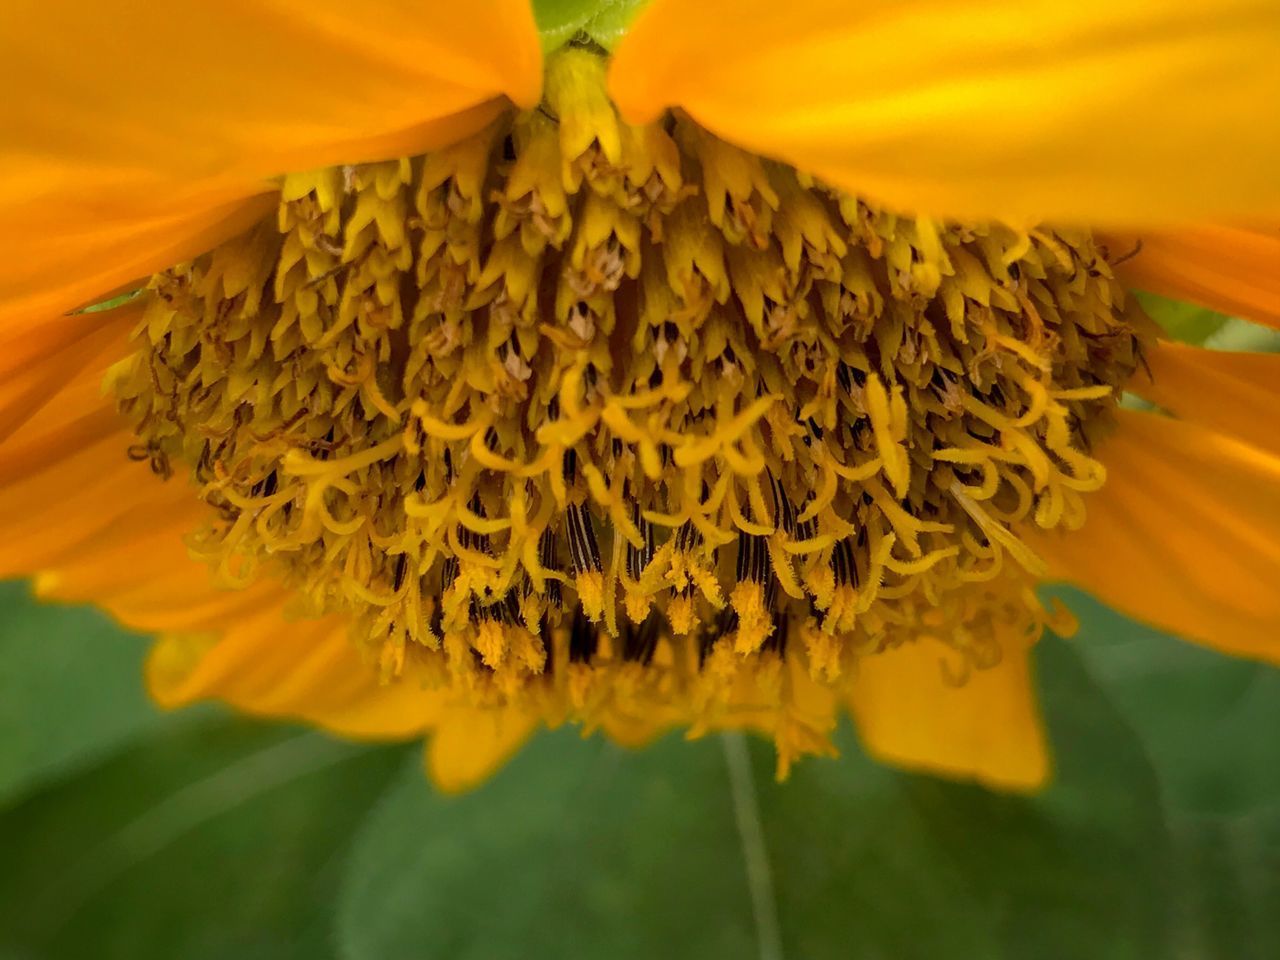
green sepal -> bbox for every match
[534,0,650,52]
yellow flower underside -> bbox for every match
[108,48,1150,782]
[0,1,1277,793]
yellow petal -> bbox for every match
[1102,225,1280,329]
[424,706,538,792]
[1133,341,1280,457]
[2,0,542,329]
[1029,409,1280,663]
[609,0,1280,226]
[847,632,1049,791]
[598,713,668,749]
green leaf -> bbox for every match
[1054,589,1280,958]
[338,731,759,959]
[1064,586,1280,817]
[0,581,164,804]
[1164,814,1280,960]
[0,716,410,960]
[337,635,1171,960]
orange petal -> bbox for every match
[0,190,277,340]
[147,607,445,740]
[1101,225,1280,329]
[0,341,275,634]
[609,0,1280,226]
[2,0,541,330]
[2,1,539,180]
[1029,408,1280,663]
[3,402,441,740]
[0,303,443,742]
[0,303,166,586]
[1132,341,1280,458]
[0,301,139,443]
[424,705,538,792]
[847,632,1049,791]
[30,456,443,739]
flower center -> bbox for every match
[113,47,1148,771]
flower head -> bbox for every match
[2,0,1279,791]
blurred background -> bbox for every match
[3,572,1280,960]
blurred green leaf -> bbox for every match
[1061,588,1280,959]
[1204,317,1280,353]
[1135,291,1280,354]
[1165,814,1280,960]
[0,581,162,804]
[1064,586,1280,817]
[337,636,1170,960]
[337,730,759,959]
[1135,291,1229,344]
[0,716,410,960]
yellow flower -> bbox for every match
[2,0,1278,793]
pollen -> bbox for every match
[111,47,1150,773]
